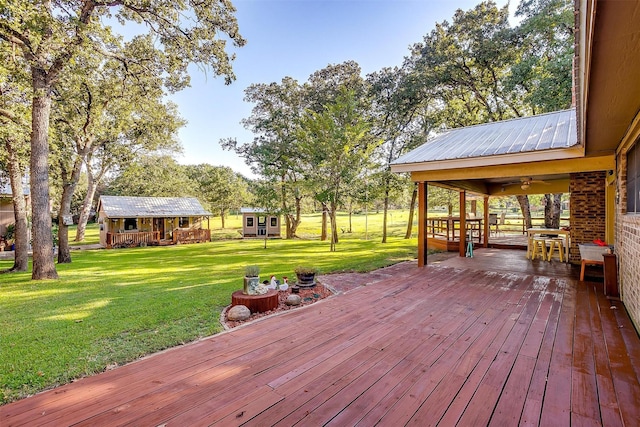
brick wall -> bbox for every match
[569,171,606,263]
[616,149,640,331]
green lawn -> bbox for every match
[0,211,418,404]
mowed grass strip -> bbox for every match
[0,211,417,403]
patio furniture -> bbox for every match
[526,228,570,262]
[579,243,611,281]
[531,237,548,260]
[547,238,565,262]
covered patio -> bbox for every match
[391,108,615,267]
[2,252,639,426]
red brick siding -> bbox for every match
[616,148,640,331]
[569,171,607,263]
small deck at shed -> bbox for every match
[1,250,638,426]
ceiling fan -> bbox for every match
[503,177,550,190]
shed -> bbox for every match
[0,181,30,247]
[97,196,212,248]
[240,208,281,238]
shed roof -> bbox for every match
[98,196,211,218]
[240,207,267,214]
[1,182,30,196]
[392,109,577,167]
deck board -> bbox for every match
[1,249,639,427]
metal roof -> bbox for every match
[0,181,30,196]
[240,207,267,214]
[99,196,211,218]
[392,109,577,166]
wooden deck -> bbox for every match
[2,250,639,426]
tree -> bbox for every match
[368,66,438,242]
[508,0,574,113]
[184,165,248,228]
[106,154,194,197]
[516,195,533,230]
[51,41,185,258]
[544,193,563,228]
[408,1,525,127]
[298,88,376,251]
[222,77,306,238]
[427,185,459,216]
[0,43,30,272]
[0,1,245,279]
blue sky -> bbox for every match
[169,0,512,177]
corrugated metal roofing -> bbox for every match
[392,109,577,166]
[99,196,211,218]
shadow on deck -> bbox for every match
[1,250,638,426]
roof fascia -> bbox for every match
[576,0,597,147]
[617,110,640,156]
[391,146,586,174]
[408,153,614,182]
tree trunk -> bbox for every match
[75,166,99,242]
[405,182,418,239]
[381,189,389,243]
[58,154,83,264]
[329,201,338,251]
[551,193,562,228]
[221,208,226,228]
[516,195,532,230]
[292,195,302,237]
[30,69,58,279]
[281,174,293,239]
[321,202,328,241]
[544,194,553,228]
[348,202,352,233]
[5,139,29,272]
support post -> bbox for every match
[483,195,489,248]
[459,190,466,257]
[417,181,428,267]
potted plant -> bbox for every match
[294,266,318,287]
[243,265,260,295]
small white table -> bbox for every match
[526,228,571,262]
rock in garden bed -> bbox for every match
[223,283,334,329]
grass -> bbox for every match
[0,210,418,404]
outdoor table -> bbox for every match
[526,228,570,262]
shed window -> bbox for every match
[246,217,254,227]
[270,217,278,227]
[124,218,137,230]
[627,142,639,213]
[179,217,189,228]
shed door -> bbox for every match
[257,216,267,236]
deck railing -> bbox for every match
[500,216,570,234]
[106,231,160,248]
[172,228,211,244]
[427,217,483,243]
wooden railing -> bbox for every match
[426,215,571,244]
[499,216,570,234]
[172,228,210,244]
[427,217,483,243]
[106,231,160,248]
